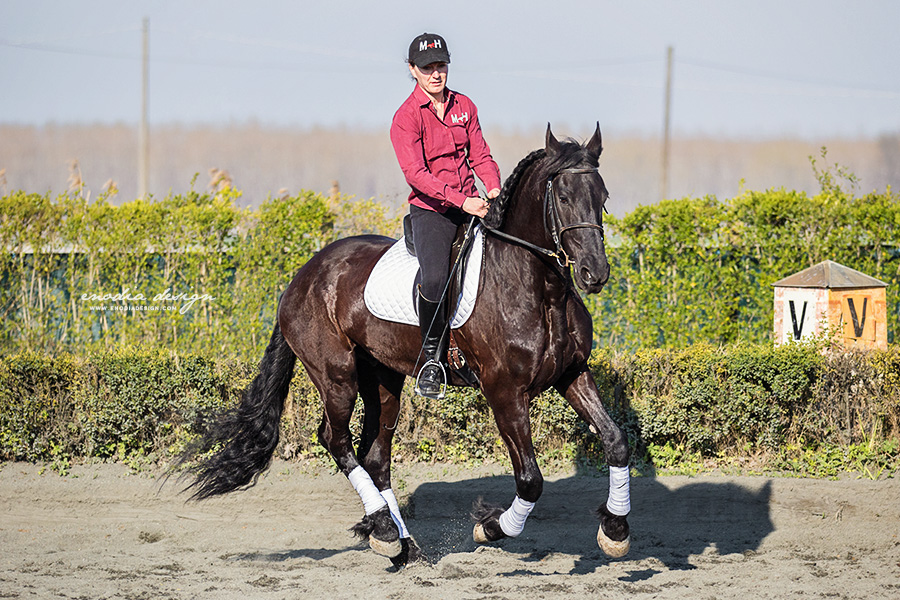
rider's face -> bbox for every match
[410,62,448,98]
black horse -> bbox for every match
[183,125,631,565]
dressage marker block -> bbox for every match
[773,260,887,350]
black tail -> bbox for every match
[183,322,297,500]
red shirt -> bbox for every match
[390,85,501,213]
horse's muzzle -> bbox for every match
[577,260,610,294]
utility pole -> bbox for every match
[138,17,149,199]
[660,45,673,202]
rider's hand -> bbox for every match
[462,196,490,218]
[486,188,500,200]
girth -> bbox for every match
[445,220,480,385]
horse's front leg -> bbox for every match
[472,389,543,544]
[555,367,631,558]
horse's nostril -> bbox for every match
[581,266,594,283]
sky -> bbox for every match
[1,0,899,139]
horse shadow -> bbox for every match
[405,472,773,575]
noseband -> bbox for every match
[482,167,606,268]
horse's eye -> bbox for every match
[559,195,568,205]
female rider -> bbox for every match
[390,32,501,399]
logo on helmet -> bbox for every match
[419,39,442,51]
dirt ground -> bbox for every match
[1,460,898,600]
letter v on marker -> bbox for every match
[847,297,868,338]
[789,300,807,340]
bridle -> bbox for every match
[481,167,606,268]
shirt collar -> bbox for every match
[413,84,454,108]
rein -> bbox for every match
[481,167,605,268]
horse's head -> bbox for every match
[543,124,610,293]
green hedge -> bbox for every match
[2,344,897,477]
[0,348,250,468]
[2,157,899,477]
[3,156,899,357]
[0,187,400,360]
[590,152,900,349]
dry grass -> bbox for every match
[0,123,897,217]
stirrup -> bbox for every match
[415,359,447,399]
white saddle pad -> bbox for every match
[364,225,483,329]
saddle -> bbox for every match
[364,215,483,387]
[402,213,476,307]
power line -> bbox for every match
[676,79,900,100]
[156,27,396,65]
[1,27,139,46]
[678,56,899,97]
[0,39,396,73]
[0,40,139,62]
[4,37,898,99]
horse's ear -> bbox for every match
[586,122,603,158]
[545,123,561,155]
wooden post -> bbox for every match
[138,17,149,199]
[660,45,673,202]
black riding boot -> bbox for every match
[416,289,448,399]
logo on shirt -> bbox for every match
[419,39,442,51]
[451,112,469,124]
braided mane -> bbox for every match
[483,149,543,229]
[483,139,599,229]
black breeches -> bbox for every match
[409,205,466,301]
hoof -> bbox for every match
[370,535,403,558]
[597,527,631,558]
[471,498,507,544]
[390,537,429,569]
[473,522,491,544]
[596,503,631,559]
[351,506,402,558]
[472,521,506,544]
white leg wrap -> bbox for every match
[607,466,631,516]
[379,488,410,539]
[498,496,535,537]
[347,466,387,515]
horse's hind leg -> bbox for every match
[555,368,631,558]
[355,354,402,489]
[303,349,402,559]
[355,355,427,566]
